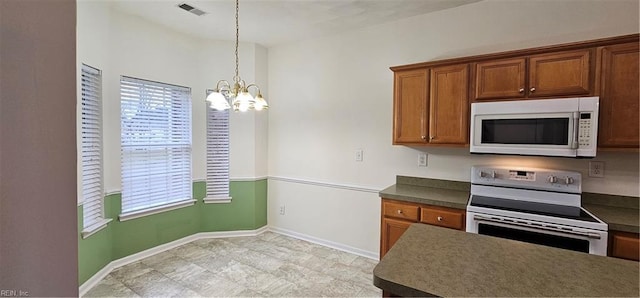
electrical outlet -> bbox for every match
[279,205,286,215]
[418,153,428,167]
[589,161,605,178]
[355,149,363,162]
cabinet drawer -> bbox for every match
[383,201,419,222]
[611,231,640,261]
[420,206,465,230]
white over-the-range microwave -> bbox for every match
[470,97,599,158]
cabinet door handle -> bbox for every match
[421,136,427,140]
[437,216,443,221]
[430,136,435,140]
[397,209,403,214]
[530,87,536,93]
[519,88,525,93]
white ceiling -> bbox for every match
[110,0,482,47]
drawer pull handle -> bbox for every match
[437,216,443,221]
[397,210,403,214]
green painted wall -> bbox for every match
[77,180,267,285]
[200,180,268,231]
[254,179,268,228]
[110,191,202,260]
[77,198,112,285]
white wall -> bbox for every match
[77,1,268,197]
[267,0,640,257]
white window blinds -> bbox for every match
[205,89,231,202]
[120,76,192,216]
[81,64,104,230]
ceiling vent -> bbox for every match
[177,3,207,16]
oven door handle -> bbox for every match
[473,215,601,240]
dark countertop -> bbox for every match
[380,176,640,233]
[379,176,469,210]
[584,204,639,233]
[379,184,469,209]
[374,223,640,297]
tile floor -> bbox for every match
[84,232,382,297]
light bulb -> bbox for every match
[235,91,254,112]
[206,91,230,111]
[254,93,268,111]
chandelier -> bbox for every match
[206,0,268,112]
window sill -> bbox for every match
[119,199,197,222]
[204,196,232,204]
[81,218,113,239]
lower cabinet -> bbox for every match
[380,198,465,258]
[380,217,414,258]
[609,231,640,261]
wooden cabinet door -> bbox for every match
[598,42,639,149]
[393,69,428,144]
[610,231,640,261]
[380,217,413,258]
[474,58,526,100]
[429,64,469,144]
[528,49,592,97]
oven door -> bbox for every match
[466,211,607,255]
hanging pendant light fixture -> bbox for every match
[206,0,268,112]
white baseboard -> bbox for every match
[268,226,379,260]
[79,262,115,296]
[79,226,268,296]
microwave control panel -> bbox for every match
[578,113,592,148]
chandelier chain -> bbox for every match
[234,0,239,82]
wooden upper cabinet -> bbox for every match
[391,34,638,148]
[429,64,469,144]
[473,49,593,100]
[474,58,526,100]
[393,69,428,144]
[598,42,640,149]
[528,49,592,97]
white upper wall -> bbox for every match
[267,0,640,196]
[76,1,269,195]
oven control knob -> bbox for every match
[547,176,558,183]
[478,171,496,179]
[565,176,574,185]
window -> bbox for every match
[120,76,193,220]
[204,89,231,203]
[81,64,109,237]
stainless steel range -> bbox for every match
[466,166,608,255]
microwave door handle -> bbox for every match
[571,112,579,149]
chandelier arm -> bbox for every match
[246,84,261,95]
[215,80,231,91]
